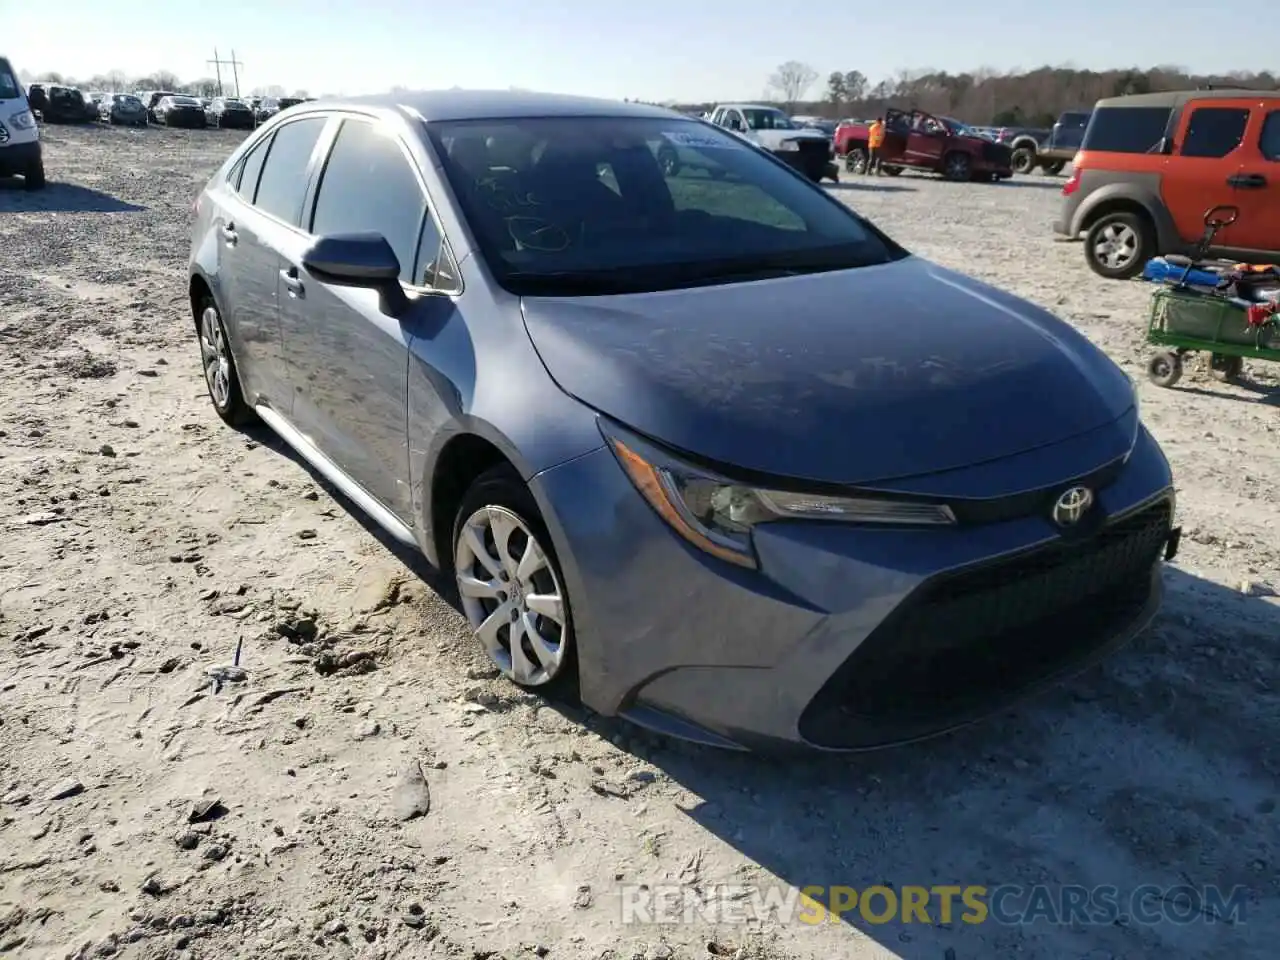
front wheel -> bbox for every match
[942,152,971,182]
[1041,160,1066,176]
[844,147,867,174]
[1011,146,1037,175]
[197,297,255,426]
[1085,211,1154,280]
[24,160,47,190]
[452,465,578,698]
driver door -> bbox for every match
[878,109,909,165]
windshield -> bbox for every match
[429,116,903,296]
[742,108,794,131]
[0,60,20,100]
[172,96,199,105]
[114,94,140,105]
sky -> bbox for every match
[9,0,1276,102]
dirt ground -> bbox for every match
[1,124,1277,960]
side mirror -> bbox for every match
[302,232,408,316]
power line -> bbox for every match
[206,48,244,98]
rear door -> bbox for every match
[1230,105,1280,255]
[220,116,329,414]
[280,114,461,521]
[1163,99,1254,249]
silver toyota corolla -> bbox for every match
[188,91,1179,753]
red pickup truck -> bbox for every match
[835,108,1014,182]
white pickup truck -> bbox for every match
[705,103,837,182]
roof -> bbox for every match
[1093,88,1279,110]
[329,89,680,122]
[718,103,779,112]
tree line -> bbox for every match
[16,66,307,100]
[679,62,1280,127]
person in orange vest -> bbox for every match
[866,116,886,175]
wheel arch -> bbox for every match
[1072,184,1178,252]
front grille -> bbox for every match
[982,141,1012,165]
[798,139,829,160]
[799,497,1171,748]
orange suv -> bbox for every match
[1053,89,1280,279]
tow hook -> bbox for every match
[1164,526,1182,562]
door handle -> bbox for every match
[279,266,304,298]
[1227,172,1267,189]
[219,223,238,245]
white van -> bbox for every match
[0,55,46,189]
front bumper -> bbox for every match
[531,424,1176,752]
[0,140,42,176]
[775,147,832,180]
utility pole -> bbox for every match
[207,49,222,96]
[206,48,245,98]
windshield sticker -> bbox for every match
[661,130,736,149]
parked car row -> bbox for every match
[23,85,313,130]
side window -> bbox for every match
[1260,111,1280,162]
[1082,107,1171,154]
[1180,107,1249,159]
[254,117,327,226]
[309,118,427,285]
[413,214,460,292]
[726,111,744,132]
[234,133,273,202]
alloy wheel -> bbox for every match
[1092,223,1138,272]
[454,505,569,686]
[199,306,232,409]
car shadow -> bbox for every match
[0,179,146,213]
[235,421,460,605]
[555,564,1279,959]
[1163,377,1280,406]
[827,181,917,194]
[998,178,1067,190]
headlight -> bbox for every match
[604,426,956,570]
[10,110,35,130]
[777,139,800,152]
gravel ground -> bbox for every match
[0,124,1277,960]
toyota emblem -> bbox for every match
[1052,486,1094,527]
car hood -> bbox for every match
[754,128,829,147]
[521,257,1136,485]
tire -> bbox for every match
[24,160,46,190]
[196,296,255,426]
[1147,351,1183,388]
[1011,146,1037,175]
[880,165,902,177]
[1041,160,1066,176]
[844,147,867,174]
[1208,353,1243,382]
[942,151,971,182]
[1084,210,1155,280]
[452,465,578,699]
